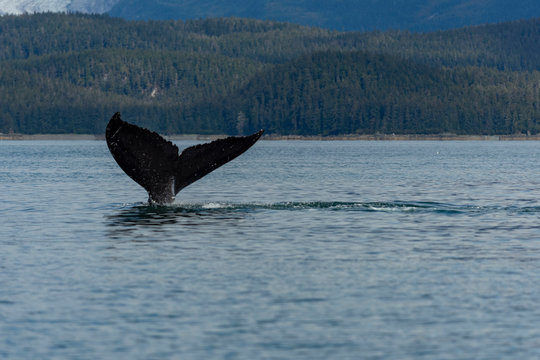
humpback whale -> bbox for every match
[106,112,264,204]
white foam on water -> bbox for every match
[201,202,230,209]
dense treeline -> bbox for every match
[219,51,540,135]
[0,13,337,63]
[1,13,540,135]
[344,19,540,71]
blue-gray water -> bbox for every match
[2,140,540,359]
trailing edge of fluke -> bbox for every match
[105,112,264,204]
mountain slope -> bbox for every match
[2,0,540,32]
[3,13,540,71]
[107,0,540,32]
[0,0,69,14]
[0,0,119,14]
[69,0,120,13]
[215,51,540,135]
[1,13,540,135]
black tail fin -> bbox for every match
[106,113,263,204]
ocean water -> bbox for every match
[2,140,540,359]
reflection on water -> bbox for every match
[104,200,540,240]
[105,203,249,239]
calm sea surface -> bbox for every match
[2,140,540,359]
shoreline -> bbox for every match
[2,133,540,141]
[262,134,540,141]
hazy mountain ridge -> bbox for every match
[69,0,119,13]
[0,0,119,15]
[0,0,69,14]
[106,0,540,31]
[2,0,540,31]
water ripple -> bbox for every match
[108,200,540,218]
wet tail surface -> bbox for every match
[105,112,263,204]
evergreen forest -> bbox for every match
[1,13,540,135]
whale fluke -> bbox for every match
[106,112,264,204]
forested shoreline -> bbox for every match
[1,13,540,135]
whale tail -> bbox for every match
[105,112,264,204]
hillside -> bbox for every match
[1,13,540,135]
[107,0,540,32]
[2,0,540,32]
[216,51,540,135]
